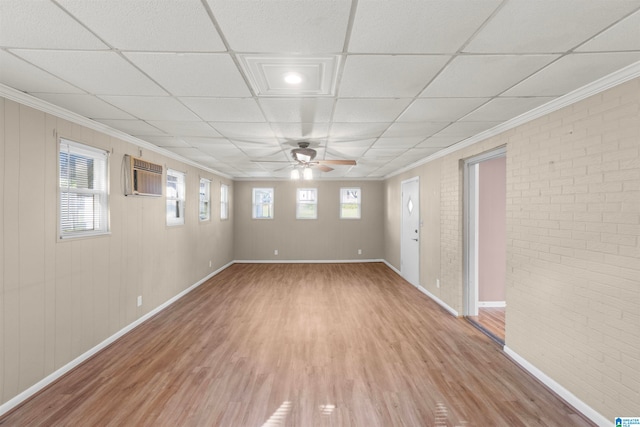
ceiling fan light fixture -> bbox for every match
[290,168,300,180]
[303,167,313,180]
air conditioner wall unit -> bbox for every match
[123,155,163,196]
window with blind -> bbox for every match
[340,187,361,219]
[252,187,274,219]
[220,183,229,220]
[199,178,211,221]
[59,138,109,239]
[296,188,317,219]
[166,169,186,226]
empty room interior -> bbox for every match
[1,1,639,425]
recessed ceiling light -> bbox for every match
[283,72,303,85]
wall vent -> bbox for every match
[124,155,163,196]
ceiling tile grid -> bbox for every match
[1,0,639,179]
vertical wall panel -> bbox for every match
[43,114,57,375]
[0,98,5,403]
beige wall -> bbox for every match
[383,77,640,419]
[0,97,234,406]
[233,180,383,260]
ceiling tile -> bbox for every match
[382,122,449,138]
[125,53,250,97]
[339,55,450,97]
[11,50,166,96]
[270,123,330,140]
[464,0,640,53]
[99,96,200,121]
[180,98,265,122]
[0,1,108,50]
[142,137,191,148]
[577,9,640,52]
[399,98,489,122]
[146,121,222,138]
[349,0,501,53]
[259,98,334,123]
[329,123,391,140]
[372,137,424,149]
[33,93,135,120]
[417,136,466,148]
[363,148,408,159]
[504,52,640,97]
[460,97,555,121]
[210,122,276,139]
[432,121,501,138]
[206,0,351,52]
[0,51,84,94]
[57,0,225,52]
[421,54,559,97]
[96,120,166,136]
[333,99,412,122]
[326,144,373,158]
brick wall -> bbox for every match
[506,77,640,418]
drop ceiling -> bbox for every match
[1,0,639,179]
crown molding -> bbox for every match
[385,60,640,179]
[0,84,233,180]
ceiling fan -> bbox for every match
[252,141,356,175]
[289,142,356,173]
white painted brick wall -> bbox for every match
[506,77,640,419]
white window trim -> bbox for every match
[166,168,186,226]
[58,138,110,240]
[199,177,211,222]
[296,188,318,220]
[340,187,361,219]
[252,187,274,219]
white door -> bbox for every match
[401,177,420,287]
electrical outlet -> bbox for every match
[137,295,142,307]
[358,249,362,255]
[274,249,278,255]
[436,279,440,288]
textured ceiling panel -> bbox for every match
[1,0,638,179]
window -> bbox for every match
[296,188,318,219]
[220,183,229,220]
[199,178,211,221]
[166,169,185,226]
[59,138,109,239]
[252,188,274,219]
[340,187,361,219]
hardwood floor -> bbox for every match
[468,307,506,343]
[0,263,592,426]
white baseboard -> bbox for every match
[416,285,459,317]
[478,301,506,308]
[381,260,459,317]
[234,259,384,264]
[503,346,609,427]
[0,261,234,418]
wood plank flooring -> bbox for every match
[468,307,506,343]
[0,263,592,426]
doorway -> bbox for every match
[401,177,420,287]
[464,148,506,344]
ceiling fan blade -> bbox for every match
[311,164,334,172]
[317,159,356,166]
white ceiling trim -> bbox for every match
[385,59,640,179]
[0,83,233,180]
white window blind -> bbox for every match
[199,178,211,221]
[166,169,185,226]
[59,139,109,239]
[220,183,229,220]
